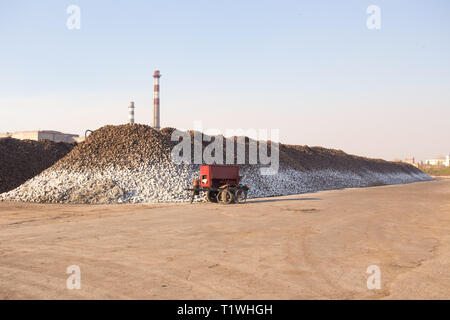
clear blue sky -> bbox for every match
[0,0,449,161]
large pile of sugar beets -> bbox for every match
[0,138,75,194]
[36,123,422,177]
[1,123,423,196]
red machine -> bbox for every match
[200,165,239,188]
[187,165,250,204]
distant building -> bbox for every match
[0,130,79,143]
[424,155,450,167]
[73,136,85,143]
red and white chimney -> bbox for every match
[128,101,135,124]
[153,70,161,130]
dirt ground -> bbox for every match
[0,180,449,300]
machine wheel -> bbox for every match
[235,189,247,203]
[206,190,218,203]
[216,190,223,203]
[221,189,235,204]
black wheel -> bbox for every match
[221,189,234,204]
[206,190,218,203]
[216,190,223,203]
[235,189,247,203]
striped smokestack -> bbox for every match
[153,70,161,130]
[128,101,135,124]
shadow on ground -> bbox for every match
[247,197,322,203]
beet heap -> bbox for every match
[0,124,431,203]
[0,138,75,194]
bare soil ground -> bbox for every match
[0,180,449,300]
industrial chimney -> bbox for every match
[128,101,135,124]
[153,70,161,130]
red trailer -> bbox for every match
[187,165,250,204]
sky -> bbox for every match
[0,0,449,161]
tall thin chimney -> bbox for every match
[153,70,161,130]
[128,101,135,124]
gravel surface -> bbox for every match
[0,124,432,203]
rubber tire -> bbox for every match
[206,190,218,203]
[216,191,223,203]
[235,189,247,203]
[221,189,234,205]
